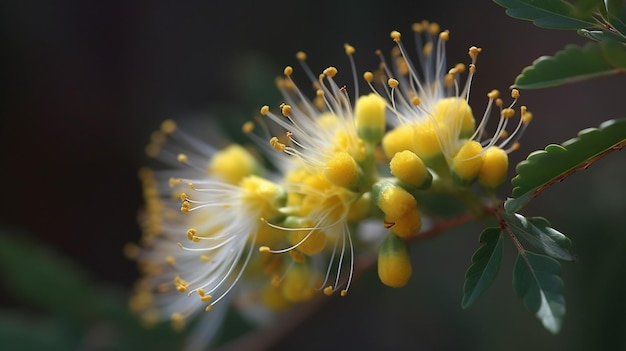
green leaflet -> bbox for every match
[493,0,597,29]
[513,42,626,89]
[505,119,626,213]
[513,252,566,334]
[500,212,574,261]
[462,228,504,309]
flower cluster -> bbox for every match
[128,20,532,348]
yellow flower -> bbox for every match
[367,21,531,185]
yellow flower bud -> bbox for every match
[389,208,422,238]
[281,262,320,302]
[450,140,484,185]
[285,217,327,256]
[373,181,416,221]
[432,97,475,138]
[478,146,509,189]
[355,93,387,144]
[411,122,442,161]
[378,233,412,288]
[209,144,259,184]
[389,150,432,189]
[323,151,362,188]
[382,124,414,159]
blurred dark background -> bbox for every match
[2,0,625,350]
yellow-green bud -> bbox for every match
[355,93,386,144]
[285,217,327,256]
[411,122,443,162]
[432,97,475,139]
[378,233,412,288]
[209,144,260,184]
[478,146,509,189]
[450,140,484,185]
[390,208,422,238]
[323,151,363,188]
[389,150,432,189]
[373,180,417,221]
[382,124,414,160]
[281,261,320,302]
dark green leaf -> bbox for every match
[505,119,626,212]
[493,0,597,29]
[462,228,504,308]
[513,251,566,333]
[501,212,574,261]
[513,42,626,89]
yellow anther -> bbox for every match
[390,30,401,42]
[323,66,338,77]
[205,305,213,312]
[502,108,516,119]
[242,121,254,134]
[439,29,449,41]
[511,89,520,99]
[169,178,183,187]
[323,286,333,296]
[411,96,421,106]
[296,51,307,61]
[429,22,441,35]
[455,63,466,73]
[363,71,374,82]
[423,42,433,56]
[186,228,197,241]
[495,98,503,107]
[387,78,399,88]
[340,290,347,297]
[316,89,324,96]
[269,137,286,152]
[165,255,175,266]
[448,67,458,75]
[469,63,476,74]
[188,182,195,190]
[444,73,455,87]
[499,130,509,139]
[487,89,500,99]
[161,119,177,134]
[177,153,188,163]
[412,22,425,32]
[179,193,188,201]
[521,105,527,115]
[469,46,482,61]
[522,111,533,124]
[180,201,190,213]
[344,43,355,55]
[199,255,210,262]
[280,103,292,116]
[260,105,270,115]
[510,142,521,151]
[259,246,270,253]
[284,66,293,76]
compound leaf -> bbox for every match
[462,228,504,308]
[493,0,597,29]
[513,251,566,333]
[501,212,573,261]
[513,42,626,89]
[505,119,626,213]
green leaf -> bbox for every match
[513,251,566,333]
[0,228,93,316]
[462,228,504,309]
[493,0,597,29]
[513,42,626,89]
[501,212,574,261]
[505,119,626,212]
